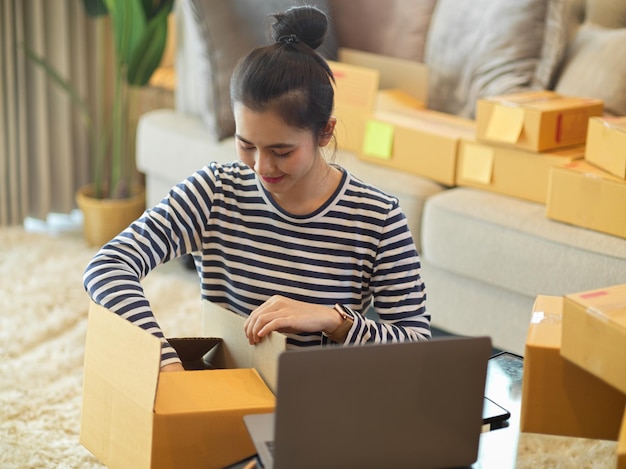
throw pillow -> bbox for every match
[181,0,337,141]
[327,0,437,63]
[424,0,548,118]
[555,23,626,116]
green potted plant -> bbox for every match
[25,0,174,245]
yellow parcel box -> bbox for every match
[561,284,626,395]
[358,108,476,186]
[457,141,584,203]
[476,90,603,152]
[546,160,626,239]
[81,301,285,469]
[520,295,625,440]
[585,116,626,179]
[329,49,428,155]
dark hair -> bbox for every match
[230,5,335,139]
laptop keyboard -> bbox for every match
[265,440,275,456]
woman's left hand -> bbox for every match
[243,295,342,345]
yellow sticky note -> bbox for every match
[362,120,394,160]
[486,105,525,143]
[461,142,494,185]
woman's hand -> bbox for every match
[243,295,342,345]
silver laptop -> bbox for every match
[244,336,493,469]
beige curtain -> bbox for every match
[0,0,104,226]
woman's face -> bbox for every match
[233,102,333,200]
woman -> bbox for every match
[83,5,431,372]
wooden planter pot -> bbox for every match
[76,185,146,247]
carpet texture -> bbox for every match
[0,227,201,468]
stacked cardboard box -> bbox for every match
[521,285,626,467]
[329,48,474,186]
[457,90,603,203]
[546,116,626,239]
[457,141,584,204]
[520,295,625,440]
[81,301,286,469]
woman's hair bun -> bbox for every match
[271,5,328,50]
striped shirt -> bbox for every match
[83,161,431,365]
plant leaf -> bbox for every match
[126,4,171,86]
[104,0,146,68]
[82,0,108,17]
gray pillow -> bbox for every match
[183,0,337,141]
[555,23,626,116]
[424,0,548,118]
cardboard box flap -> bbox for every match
[593,116,626,132]
[527,296,564,349]
[167,337,222,370]
[154,368,275,414]
[81,302,162,468]
[566,284,626,328]
[202,300,286,392]
[85,302,161,410]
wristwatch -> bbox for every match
[322,304,354,343]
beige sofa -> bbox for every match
[137,0,626,355]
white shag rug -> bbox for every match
[0,227,201,468]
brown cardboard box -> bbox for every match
[358,108,475,186]
[333,89,427,156]
[328,49,428,155]
[476,91,603,152]
[585,116,626,179]
[520,295,625,440]
[329,59,380,113]
[338,48,428,104]
[81,301,285,469]
[546,160,626,238]
[561,284,626,395]
[457,141,584,203]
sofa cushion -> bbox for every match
[327,0,437,63]
[424,0,549,117]
[421,187,626,298]
[179,0,337,141]
[555,23,626,116]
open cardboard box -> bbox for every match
[81,301,286,469]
